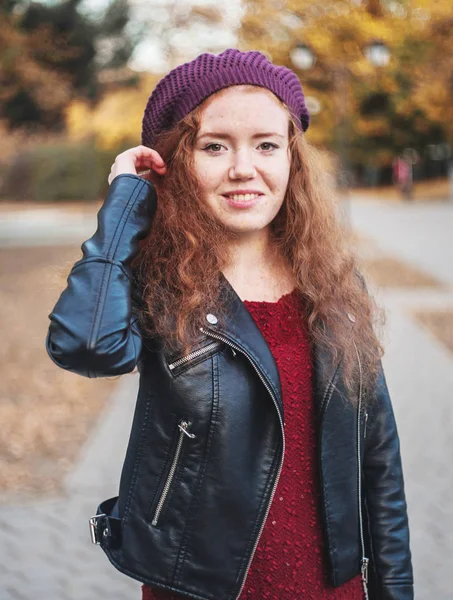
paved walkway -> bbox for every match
[1,196,452,599]
[0,207,97,247]
[348,197,453,285]
[0,375,142,600]
[348,196,453,600]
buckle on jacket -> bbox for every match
[89,514,106,544]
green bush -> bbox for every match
[33,142,100,202]
[0,139,134,202]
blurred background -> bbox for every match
[0,1,452,599]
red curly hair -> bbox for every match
[133,89,385,399]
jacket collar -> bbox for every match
[203,277,284,419]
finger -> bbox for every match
[138,160,167,174]
[134,157,167,175]
[115,152,162,176]
[136,168,151,177]
[135,145,165,160]
[137,168,162,182]
[132,145,167,168]
[134,154,165,167]
[109,146,168,182]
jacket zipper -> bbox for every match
[353,340,369,600]
[200,327,285,600]
[151,419,196,527]
[168,342,222,371]
[318,364,341,583]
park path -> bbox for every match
[0,375,142,600]
[1,196,453,599]
[347,196,453,600]
[0,206,98,248]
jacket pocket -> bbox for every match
[167,340,224,376]
[149,419,196,527]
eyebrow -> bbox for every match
[197,132,286,140]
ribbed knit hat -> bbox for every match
[141,48,310,148]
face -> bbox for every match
[193,86,291,238]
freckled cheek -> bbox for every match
[194,160,225,195]
[267,168,290,196]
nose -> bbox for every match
[228,150,256,180]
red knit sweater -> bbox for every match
[142,290,363,600]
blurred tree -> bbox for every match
[65,1,239,148]
[128,0,239,69]
[238,0,450,180]
[66,73,160,149]
[0,0,70,129]
[410,1,453,146]
[0,0,137,131]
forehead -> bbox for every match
[198,86,289,135]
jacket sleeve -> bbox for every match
[364,364,414,599]
[46,174,157,378]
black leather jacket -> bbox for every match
[46,175,413,600]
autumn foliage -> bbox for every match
[239,0,453,170]
[1,0,452,197]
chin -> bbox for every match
[221,219,272,235]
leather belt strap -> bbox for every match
[89,496,122,549]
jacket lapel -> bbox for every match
[205,274,344,424]
[204,275,284,419]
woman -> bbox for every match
[47,49,413,599]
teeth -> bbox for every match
[227,193,260,201]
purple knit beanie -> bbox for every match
[141,48,310,148]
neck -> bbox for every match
[222,229,295,302]
[227,228,274,269]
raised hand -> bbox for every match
[108,145,167,185]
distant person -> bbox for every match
[393,156,413,200]
[46,49,413,599]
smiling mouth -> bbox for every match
[223,193,262,201]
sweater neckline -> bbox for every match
[243,288,297,306]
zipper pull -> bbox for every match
[364,412,368,439]
[361,556,369,583]
[361,557,370,599]
[230,348,237,358]
[178,420,196,439]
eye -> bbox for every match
[259,142,279,152]
[203,143,224,153]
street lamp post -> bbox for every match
[290,44,316,71]
[364,40,391,68]
[290,40,391,218]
